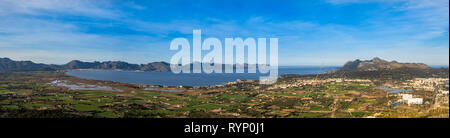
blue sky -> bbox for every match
[0,0,448,66]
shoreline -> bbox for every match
[63,68,339,88]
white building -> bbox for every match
[401,94,413,100]
[399,94,423,105]
[439,90,449,95]
[407,98,423,105]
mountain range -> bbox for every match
[0,57,443,72]
[0,58,170,72]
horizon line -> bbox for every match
[1,57,449,67]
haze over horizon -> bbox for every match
[0,0,448,66]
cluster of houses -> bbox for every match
[395,78,449,106]
[404,78,449,91]
[267,78,372,89]
[295,78,371,85]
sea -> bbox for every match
[66,66,339,86]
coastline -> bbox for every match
[63,66,340,88]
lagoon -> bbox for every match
[66,66,338,87]
[377,87,412,93]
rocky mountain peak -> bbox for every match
[340,57,431,71]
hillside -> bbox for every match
[340,57,430,71]
[280,57,448,81]
[0,58,170,72]
[0,58,55,71]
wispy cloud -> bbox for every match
[325,0,449,40]
[0,0,448,65]
[0,0,119,18]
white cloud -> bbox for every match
[0,0,119,18]
[0,0,447,65]
[325,0,449,40]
